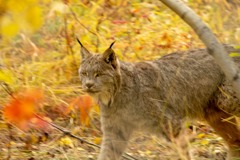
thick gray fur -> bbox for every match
[78,42,240,160]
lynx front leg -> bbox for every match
[97,125,132,160]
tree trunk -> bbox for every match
[159,0,240,99]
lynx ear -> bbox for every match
[76,37,91,59]
[102,41,118,69]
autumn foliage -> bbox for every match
[67,95,95,127]
[3,89,47,130]
[0,0,240,159]
[3,88,94,130]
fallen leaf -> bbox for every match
[93,137,102,145]
[58,137,74,148]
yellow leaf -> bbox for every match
[93,137,102,145]
[145,150,152,155]
[0,70,14,84]
[0,122,8,129]
[229,52,240,57]
[196,133,205,139]
[200,139,209,146]
[30,134,39,144]
[1,0,43,38]
[93,104,100,114]
[59,137,74,148]
[26,6,43,30]
[0,18,19,38]
[7,0,26,13]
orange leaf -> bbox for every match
[79,95,93,126]
[67,95,93,126]
[3,89,43,130]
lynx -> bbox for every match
[77,38,240,160]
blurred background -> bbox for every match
[0,0,240,159]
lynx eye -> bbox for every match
[81,72,88,76]
[94,73,101,77]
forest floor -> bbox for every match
[0,119,228,160]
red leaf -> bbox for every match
[3,89,43,130]
[67,95,94,126]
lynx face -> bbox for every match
[78,39,121,105]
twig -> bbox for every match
[63,5,78,72]
[35,114,99,148]
[0,82,15,99]
[69,8,99,37]
[34,114,138,160]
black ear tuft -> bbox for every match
[76,37,83,47]
[109,41,115,49]
[102,42,118,69]
[76,37,91,60]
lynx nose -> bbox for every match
[86,81,94,89]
